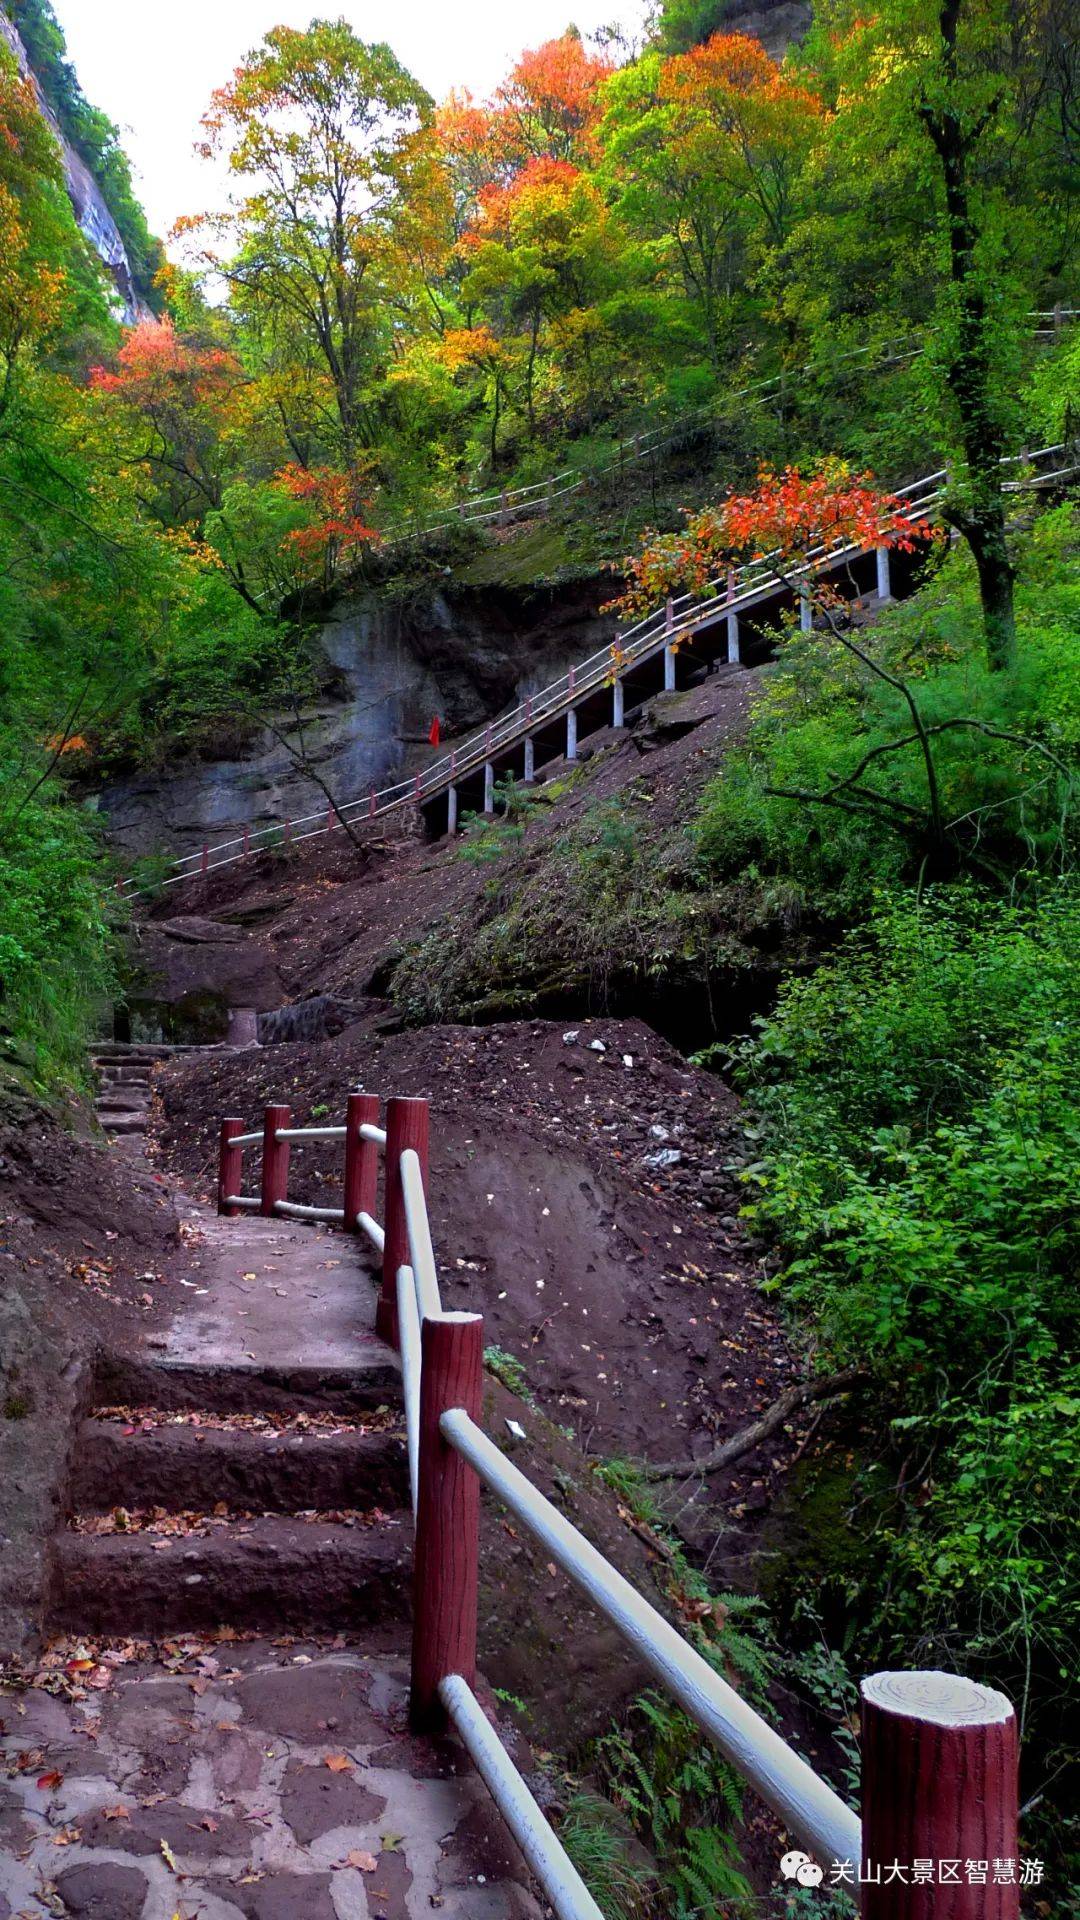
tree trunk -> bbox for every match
[922,0,1017,672]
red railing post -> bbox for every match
[260,1103,291,1217]
[344,1091,380,1235]
[217,1118,244,1217]
[410,1311,483,1732]
[860,1672,1019,1917]
[369,789,376,818]
[378,1095,430,1347]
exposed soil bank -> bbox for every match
[152,1017,802,1569]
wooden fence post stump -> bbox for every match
[379,1095,430,1346]
[344,1092,380,1236]
[860,1671,1019,1918]
[218,1119,244,1216]
[410,1311,483,1732]
[260,1103,291,1217]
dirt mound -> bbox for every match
[153,1017,798,1546]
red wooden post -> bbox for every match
[344,1091,380,1235]
[327,803,335,832]
[217,1118,244,1217]
[409,1311,483,1732]
[568,662,576,696]
[260,1103,291,1217]
[665,596,674,634]
[860,1671,1019,1918]
[369,789,376,818]
[378,1095,430,1347]
[414,772,421,801]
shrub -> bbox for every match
[735,882,1080,1749]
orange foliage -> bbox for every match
[90,319,240,404]
[470,156,583,240]
[437,32,612,212]
[611,465,937,618]
[496,35,614,163]
[276,464,378,565]
[661,30,823,121]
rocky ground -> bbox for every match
[0,1641,544,1920]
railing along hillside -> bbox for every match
[125,436,1074,897]
[388,308,1075,542]
[218,1091,1028,1918]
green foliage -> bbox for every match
[484,1344,532,1400]
[736,881,1080,1745]
[558,1792,655,1920]
[0,769,117,1092]
[695,526,1080,911]
[595,1696,752,1917]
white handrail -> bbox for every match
[439,1673,605,1920]
[274,1200,346,1223]
[360,1123,388,1148]
[402,1148,442,1321]
[441,1407,863,1870]
[230,1131,262,1149]
[221,1193,260,1210]
[275,1125,348,1142]
[124,436,1073,895]
[396,1261,423,1516]
[356,1210,385,1252]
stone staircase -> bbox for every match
[91,1042,175,1149]
[49,1341,410,1636]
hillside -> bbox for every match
[1,1,1078,1914]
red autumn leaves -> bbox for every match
[611,462,937,620]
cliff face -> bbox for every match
[725,0,812,58]
[96,576,617,861]
[0,9,147,321]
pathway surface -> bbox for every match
[0,1640,541,1919]
[1,1180,544,1918]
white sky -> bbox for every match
[51,1,645,241]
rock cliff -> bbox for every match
[0,8,148,321]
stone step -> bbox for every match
[93,1350,402,1420]
[96,1091,149,1113]
[49,1513,412,1633]
[92,1045,177,1062]
[98,1064,153,1084]
[71,1418,410,1515]
[99,1113,147,1135]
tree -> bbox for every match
[784,0,1080,670]
[180,21,431,468]
[614,463,1070,873]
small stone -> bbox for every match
[643,1149,682,1170]
[622,1054,633,1068]
[562,1030,579,1045]
[588,1039,606,1053]
[649,1124,670,1141]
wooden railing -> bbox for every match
[125,436,1075,898]
[218,1091,1025,1918]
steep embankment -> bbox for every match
[128,665,804,1046]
